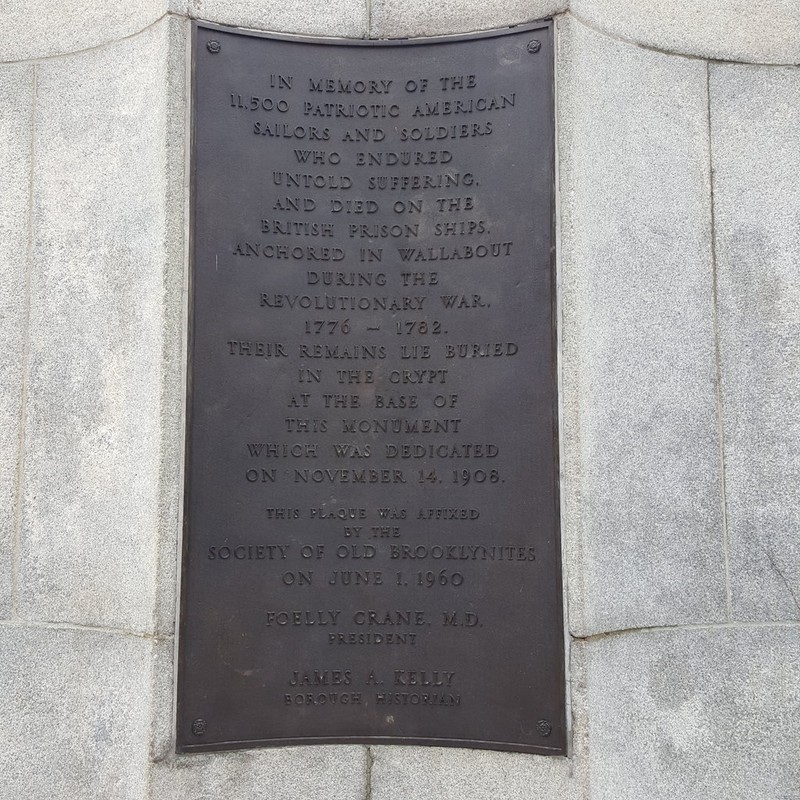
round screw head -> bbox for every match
[527,39,542,54]
[207,40,221,54]
[536,719,553,737]
[191,718,207,736]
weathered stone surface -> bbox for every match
[6,0,800,64]
[370,0,564,38]
[147,637,177,764]
[188,0,367,38]
[710,64,800,622]
[568,639,590,772]
[150,745,368,799]
[0,0,166,62]
[558,16,727,636]
[151,16,188,636]
[370,745,582,800]
[571,0,800,64]
[0,65,33,618]
[0,623,154,799]
[17,22,174,633]
[584,626,800,799]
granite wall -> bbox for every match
[1,1,798,798]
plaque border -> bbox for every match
[178,18,564,757]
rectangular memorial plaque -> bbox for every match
[178,21,563,754]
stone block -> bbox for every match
[570,0,800,64]
[150,745,368,799]
[0,0,166,62]
[369,640,588,799]
[370,745,582,800]
[151,15,188,636]
[0,623,154,800]
[147,637,177,763]
[0,65,33,618]
[710,64,800,622]
[370,0,564,38]
[557,17,727,636]
[188,0,368,38]
[17,21,175,633]
[584,626,800,800]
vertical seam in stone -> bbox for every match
[555,13,588,639]
[553,12,577,739]
[11,63,37,617]
[0,12,173,66]
[153,14,181,639]
[366,0,373,39]
[706,61,733,621]
[364,745,374,800]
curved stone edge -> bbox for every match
[558,15,728,638]
[0,0,366,64]
[569,0,800,66]
[185,0,367,39]
[369,0,565,39]
[5,0,800,64]
[709,61,800,621]
[15,20,178,634]
[0,0,169,64]
[368,0,800,62]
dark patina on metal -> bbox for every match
[178,21,563,755]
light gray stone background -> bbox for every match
[1,2,798,798]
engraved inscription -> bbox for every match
[179,22,563,756]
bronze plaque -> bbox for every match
[178,21,563,754]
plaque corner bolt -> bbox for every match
[207,40,221,54]
[527,40,542,54]
[536,719,552,737]
[191,718,207,736]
